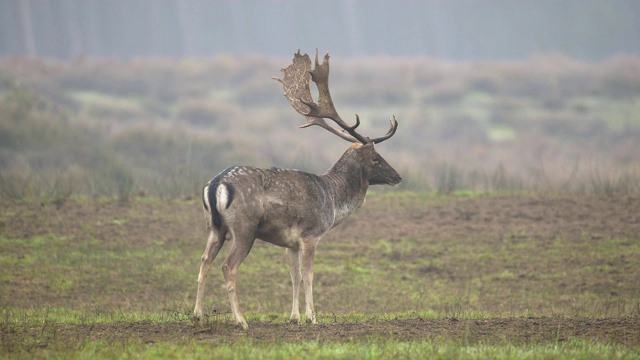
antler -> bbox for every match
[274,49,398,144]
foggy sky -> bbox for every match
[2,0,639,61]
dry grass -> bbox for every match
[1,54,640,201]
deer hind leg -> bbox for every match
[193,227,226,321]
[287,247,302,324]
[221,228,256,330]
[301,240,318,324]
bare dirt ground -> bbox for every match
[2,193,639,347]
[6,317,639,347]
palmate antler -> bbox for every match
[274,49,398,144]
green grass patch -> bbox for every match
[69,90,149,118]
[20,339,633,360]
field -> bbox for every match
[1,193,639,358]
[1,54,639,357]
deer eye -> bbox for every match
[372,155,381,164]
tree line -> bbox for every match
[2,0,639,61]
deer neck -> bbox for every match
[322,148,369,223]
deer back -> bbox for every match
[204,166,344,245]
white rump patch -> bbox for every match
[203,185,211,211]
[217,184,229,212]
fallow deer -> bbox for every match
[193,50,401,329]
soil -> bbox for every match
[5,317,640,347]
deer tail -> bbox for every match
[203,168,236,231]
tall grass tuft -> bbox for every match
[585,169,640,195]
[108,160,135,204]
[436,164,466,194]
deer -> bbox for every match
[193,50,401,330]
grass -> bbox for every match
[1,193,639,358]
[69,90,150,119]
[2,307,639,359]
[1,194,638,316]
[2,307,638,359]
[3,334,638,360]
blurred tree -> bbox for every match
[1,0,638,60]
[17,0,36,56]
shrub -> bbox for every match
[597,56,640,98]
[174,98,240,127]
[71,92,149,120]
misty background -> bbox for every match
[1,0,639,201]
[2,0,640,60]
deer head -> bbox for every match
[274,49,401,186]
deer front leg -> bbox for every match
[287,247,302,323]
[300,242,317,324]
[194,229,225,321]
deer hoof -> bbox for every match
[236,320,249,330]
